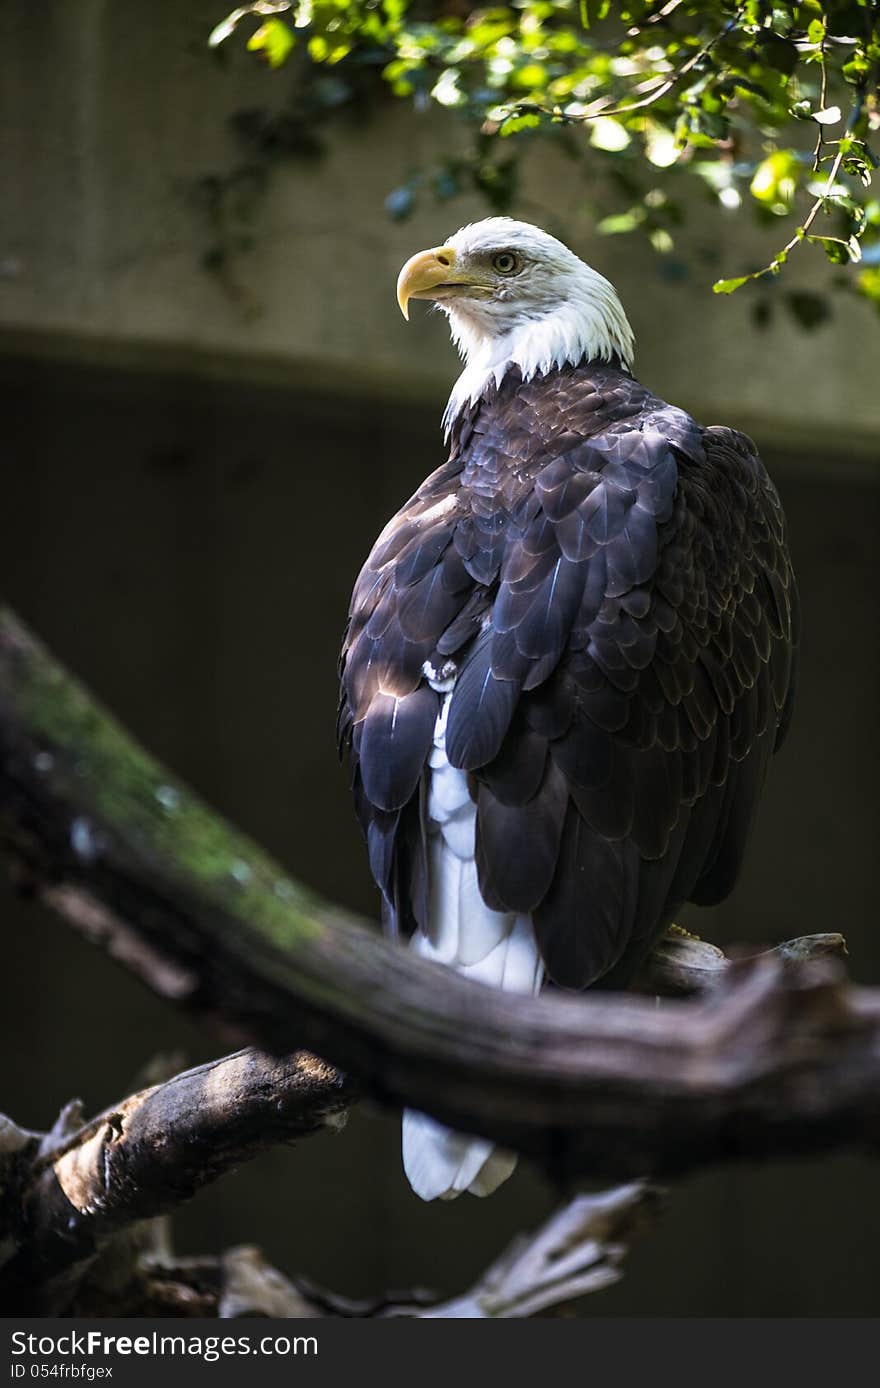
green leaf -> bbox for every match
[649,228,674,254]
[644,121,679,168]
[512,63,549,91]
[843,51,870,84]
[750,150,799,213]
[589,117,630,152]
[498,112,542,137]
[246,19,295,69]
[807,235,852,264]
[857,266,880,308]
[596,208,645,235]
[580,0,610,28]
[713,276,750,294]
[308,34,353,65]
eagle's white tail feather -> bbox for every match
[403,688,544,1201]
[402,1110,515,1201]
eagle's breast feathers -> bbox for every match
[337,361,799,990]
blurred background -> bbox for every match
[1,1,879,1316]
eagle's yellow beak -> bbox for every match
[396,245,458,320]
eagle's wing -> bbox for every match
[468,415,798,987]
[339,376,799,988]
[337,455,476,936]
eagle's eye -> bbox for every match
[492,251,521,275]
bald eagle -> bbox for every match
[337,218,799,1201]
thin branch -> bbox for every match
[629,0,685,34]
[811,14,829,175]
[208,2,293,50]
[1,606,880,1191]
[717,80,871,292]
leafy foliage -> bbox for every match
[209,1,880,315]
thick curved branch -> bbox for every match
[0,935,840,1309]
[1,606,879,1185]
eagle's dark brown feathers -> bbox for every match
[338,361,799,988]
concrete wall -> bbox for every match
[2,0,879,462]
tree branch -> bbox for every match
[67,1185,660,1319]
[1,605,879,1189]
[0,931,840,1310]
[246,1180,659,1318]
[418,1182,659,1319]
[632,925,847,996]
[0,1049,354,1311]
[1,1055,655,1317]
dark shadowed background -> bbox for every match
[1,0,879,1317]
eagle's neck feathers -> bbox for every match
[442,266,635,437]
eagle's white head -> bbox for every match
[396,217,635,431]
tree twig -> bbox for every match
[716,75,871,292]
